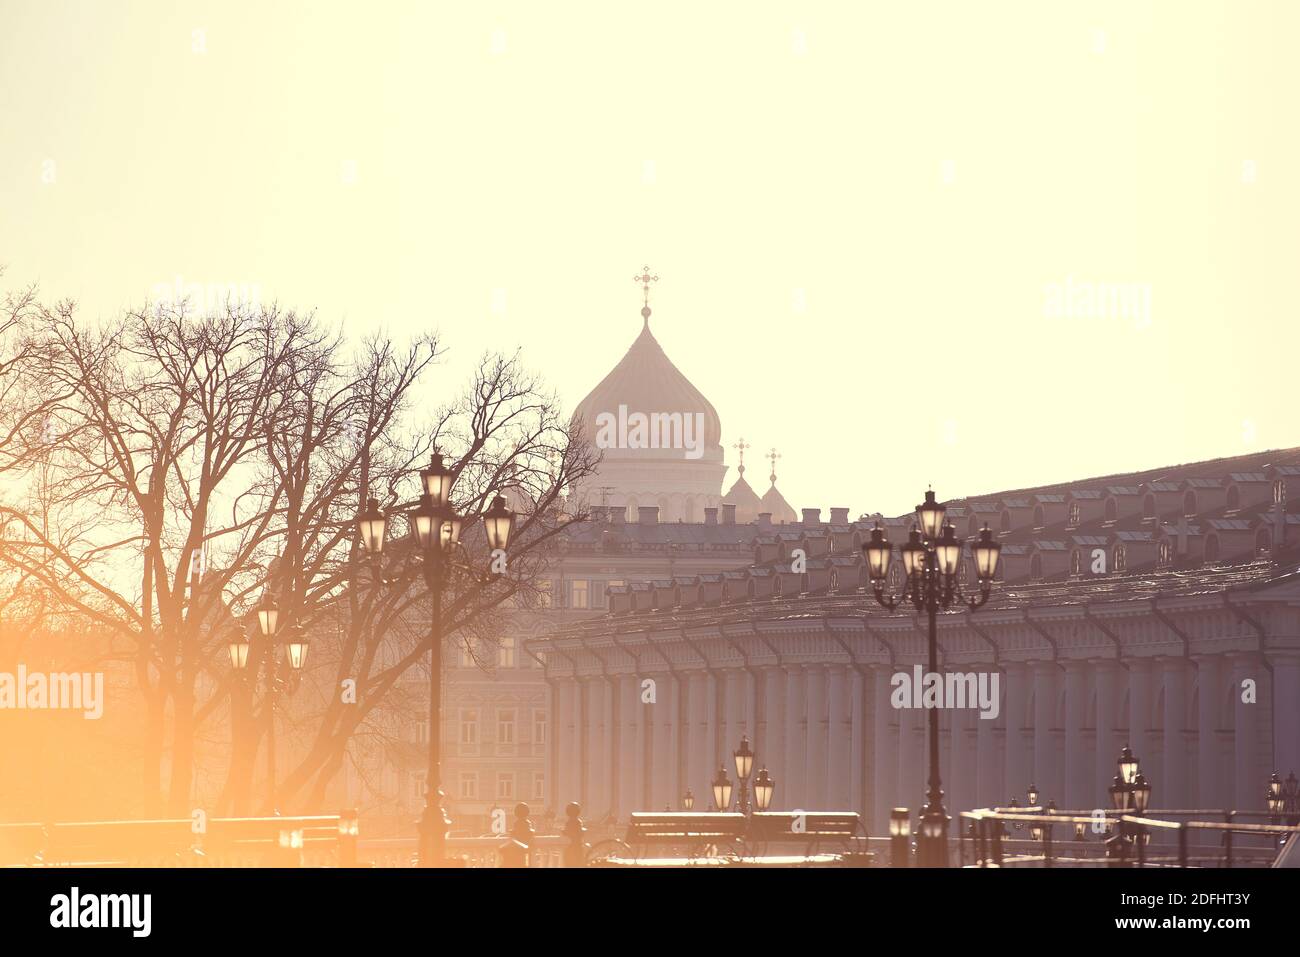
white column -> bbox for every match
[950,706,974,820]
[601,676,616,817]
[783,667,806,811]
[975,671,998,810]
[1272,652,1300,785]
[586,678,605,814]
[633,671,649,812]
[804,665,827,809]
[1064,661,1087,809]
[1232,653,1260,811]
[1032,660,1058,804]
[1003,662,1029,805]
[1162,657,1191,807]
[826,665,851,807]
[619,673,639,818]
[873,666,898,833]
[1094,659,1119,800]
[849,668,867,819]
[1194,655,1220,808]
[689,672,709,806]
[652,671,672,810]
[556,679,575,806]
[761,666,786,801]
[1127,658,1152,776]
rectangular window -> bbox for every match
[414,720,429,745]
[412,771,427,804]
[499,635,515,669]
[591,580,606,609]
[460,708,479,755]
[458,772,478,800]
[497,708,516,747]
[532,709,547,754]
[532,773,545,801]
[497,773,515,800]
[570,579,590,609]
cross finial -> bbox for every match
[734,437,750,475]
[633,266,659,326]
[767,447,781,485]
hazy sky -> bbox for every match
[3,1,1297,515]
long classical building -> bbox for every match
[529,451,1300,835]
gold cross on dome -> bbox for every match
[734,438,750,473]
[633,266,659,306]
[767,447,781,483]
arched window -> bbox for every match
[1158,540,1172,566]
[1183,490,1197,516]
[1227,486,1239,510]
[1067,502,1081,526]
[1104,498,1117,522]
[1029,553,1042,581]
[1274,479,1287,505]
[1000,510,1012,532]
[1113,544,1126,573]
[1033,505,1044,527]
[773,575,783,598]
[887,564,902,592]
[829,569,840,593]
[1070,550,1081,576]
[1205,534,1220,562]
[1256,528,1272,556]
[1142,494,1155,518]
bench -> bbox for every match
[589,812,749,864]
[588,811,867,866]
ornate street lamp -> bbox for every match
[753,768,775,812]
[1027,783,1040,807]
[890,808,911,868]
[354,457,515,868]
[733,735,755,814]
[255,592,279,637]
[357,497,387,556]
[862,492,1001,868]
[682,789,694,811]
[1131,773,1151,813]
[284,623,309,672]
[1117,746,1140,786]
[1109,773,1132,811]
[712,766,733,812]
[228,634,251,670]
[1268,771,1283,816]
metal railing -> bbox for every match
[959,807,1297,868]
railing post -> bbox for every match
[1177,823,1187,868]
[1224,811,1233,868]
[563,802,587,867]
[499,803,533,868]
[1043,821,1053,868]
[339,809,359,868]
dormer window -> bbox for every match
[829,569,840,593]
[1033,505,1044,527]
[1070,550,1082,576]
[1067,502,1081,526]
[1029,553,1042,581]
[1227,486,1240,510]
[1274,479,1287,505]
[773,575,783,598]
[1142,494,1155,518]
[1113,544,1127,573]
[1158,540,1172,566]
[1000,510,1012,532]
[1183,490,1197,516]
[1104,498,1117,522]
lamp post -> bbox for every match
[890,808,911,867]
[355,454,515,868]
[862,491,1001,867]
[229,595,309,811]
[682,789,694,811]
[712,767,733,813]
[733,735,755,815]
